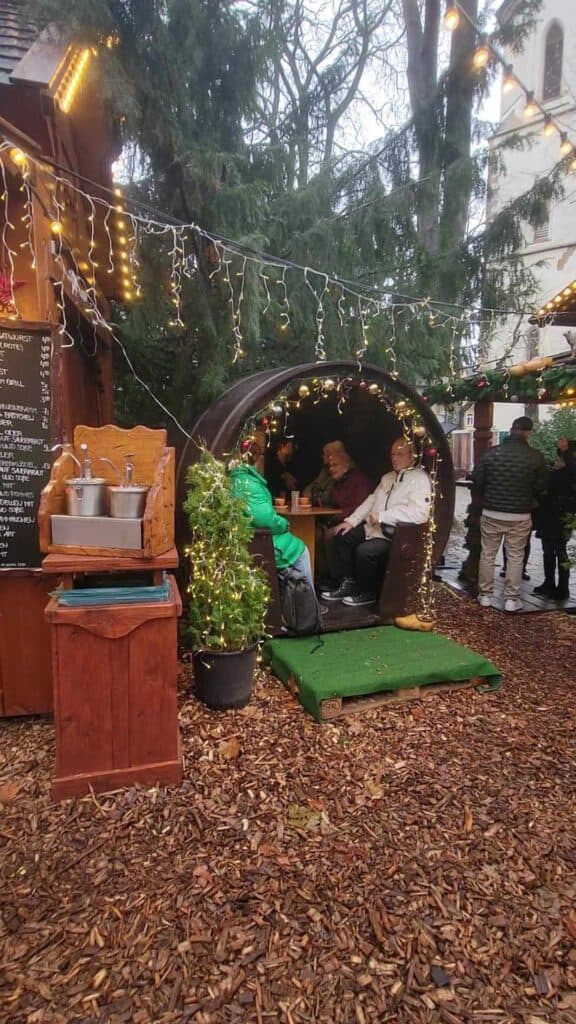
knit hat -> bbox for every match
[511,416,533,432]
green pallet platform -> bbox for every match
[263,627,501,722]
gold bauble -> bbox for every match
[367,383,380,395]
[323,378,335,391]
[298,384,310,398]
[413,425,426,438]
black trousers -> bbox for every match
[542,534,569,591]
[332,524,392,593]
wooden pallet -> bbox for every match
[287,674,484,722]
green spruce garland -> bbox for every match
[184,451,269,652]
[423,365,576,406]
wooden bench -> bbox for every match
[251,521,428,634]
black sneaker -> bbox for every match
[320,577,356,602]
[342,591,377,607]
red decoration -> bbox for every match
[0,272,25,316]
[425,447,438,458]
[475,379,487,388]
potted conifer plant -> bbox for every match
[184,451,270,710]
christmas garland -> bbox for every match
[423,362,576,406]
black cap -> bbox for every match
[511,416,533,432]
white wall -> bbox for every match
[486,0,576,429]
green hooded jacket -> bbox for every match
[229,463,304,569]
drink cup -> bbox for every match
[291,490,300,511]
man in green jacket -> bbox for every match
[472,416,547,613]
[229,447,313,583]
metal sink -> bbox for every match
[51,515,143,549]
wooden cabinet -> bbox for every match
[45,574,183,800]
[0,571,55,716]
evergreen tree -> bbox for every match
[28,0,568,433]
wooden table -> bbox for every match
[283,508,341,577]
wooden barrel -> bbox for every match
[178,361,455,561]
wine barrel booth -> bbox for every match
[178,361,455,633]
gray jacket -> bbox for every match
[472,436,547,515]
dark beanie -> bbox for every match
[511,416,533,432]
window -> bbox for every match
[543,22,563,101]
[466,413,474,427]
[533,204,550,244]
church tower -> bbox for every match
[487,0,576,427]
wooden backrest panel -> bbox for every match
[74,425,167,486]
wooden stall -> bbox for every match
[178,361,455,633]
[0,13,124,715]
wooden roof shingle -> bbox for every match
[0,1,36,83]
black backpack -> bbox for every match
[277,565,322,635]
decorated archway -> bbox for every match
[178,360,456,564]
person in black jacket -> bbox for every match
[472,416,547,613]
[533,438,576,600]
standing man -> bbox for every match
[472,416,547,613]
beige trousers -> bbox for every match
[478,514,532,599]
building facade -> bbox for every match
[486,0,576,429]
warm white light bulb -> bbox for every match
[443,6,459,31]
[523,91,538,118]
[472,40,490,71]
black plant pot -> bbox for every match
[192,645,258,710]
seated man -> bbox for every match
[321,438,431,607]
[303,440,349,505]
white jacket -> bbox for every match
[345,467,432,539]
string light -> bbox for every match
[57,48,92,114]
[443,4,460,32]
[441,6,576,158]
[472,36,491,71]
[9,147,27,167]
[4,130,571,386]
[523,91,538,118]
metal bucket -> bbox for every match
[65,478,107,517]
[108,485,149,519]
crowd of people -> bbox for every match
[230,434,433,614]
[472,417,575,612]
[229,416,574,628]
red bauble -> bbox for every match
[425,447,438,457]
[476,379,487,388]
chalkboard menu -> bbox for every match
[0,324,52,568]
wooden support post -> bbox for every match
[472,400,494,464]
[459,401,494,585]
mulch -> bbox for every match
[1,586,576,1024]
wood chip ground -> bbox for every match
[1,586,576,1024]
